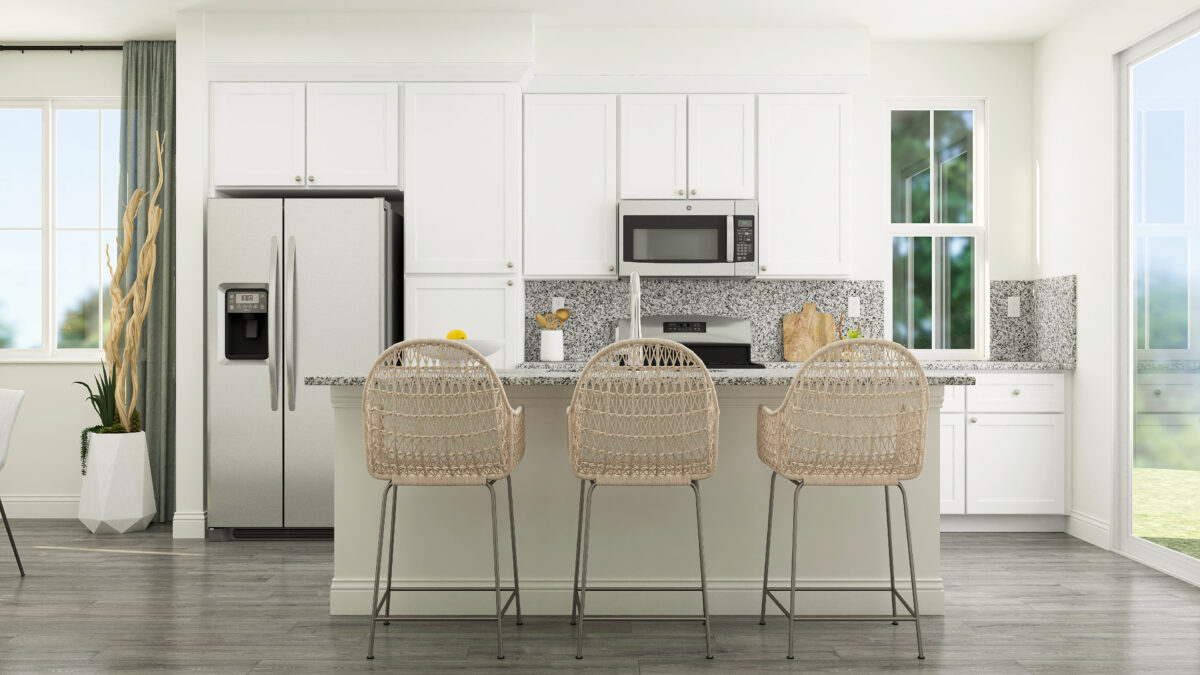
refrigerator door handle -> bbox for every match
[286,235,297,411]
[268,235,279,411]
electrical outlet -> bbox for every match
[847,296,861,318]
[552,296,567,312]
[1007,296,1021,318]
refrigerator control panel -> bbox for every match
[226,289,268,314]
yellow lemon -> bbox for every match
[446,329,467,340]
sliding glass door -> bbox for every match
[1123,19,1200,580]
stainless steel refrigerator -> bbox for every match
[206,198,401,531]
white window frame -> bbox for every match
[0,96,120,363]
[884,97,989,361]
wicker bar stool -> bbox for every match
[567,338,720,659]
[362,339,525,660]
[756,339,929,660]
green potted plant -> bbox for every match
[75,132,164,535]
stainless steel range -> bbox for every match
[616,315,764,369]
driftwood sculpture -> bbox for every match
[103,131,166,430]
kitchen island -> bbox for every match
[308,366,974,617]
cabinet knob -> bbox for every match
[608,265,615,272]
[506,280,513,286]
[690,189,697,195]
[294,175,302,182]
[1154,388,1162,396]
[761,265,767,272]
[507,261,514,268]
[970,417,978,423]
[677,189,684,196]
[308,175,315,182]
[1012,389,1021,396]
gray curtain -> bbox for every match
[117,41,175,523]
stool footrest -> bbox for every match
[763,589,919,622]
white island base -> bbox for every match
[320,375,957,618]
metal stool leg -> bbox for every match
[382,486,399,625]
[759,471,777,625]
[487,481,505,659]
[787,480,804,660]
[575,480,597,659]
[506,475,523,626]
[884,485,898,625]
[0,497,24,577]
[570,478,585,626]
[366,483,393,660]
[691,480,714,659]
[897,482,925,659]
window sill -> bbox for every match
[0,356,104,365]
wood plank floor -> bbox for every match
[0,521,1197,673]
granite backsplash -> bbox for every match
[989,274,1076,364]
[524,278,884,362]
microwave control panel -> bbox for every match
[734,216,755,262]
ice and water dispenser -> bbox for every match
[224,289,269,360]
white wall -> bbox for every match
[0,51,122,517]
[850,41,1036,282]
[1035,0,1200,549]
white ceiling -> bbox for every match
[0,0,1097,44]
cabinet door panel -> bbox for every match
[687,95,755,199]
[619,95,687,199]
[524,95,617,277]
[404,84,521,274]
[306,83,399,187]
[757,94,851,277]
[212,83,306,187]
[404,276,519,368]
[940,413,966,514]
[966,413,1065,514]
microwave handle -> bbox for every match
[726,216,734,263]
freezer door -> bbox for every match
[283,198,388,527]
[206,199,285,528]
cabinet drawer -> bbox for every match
[941,384,966,413]
[1134,375,1200,413]
[966,373,1065,413]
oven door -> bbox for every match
[618,200,738,277]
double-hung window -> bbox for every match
[0,98,120,360]
[887,99,988,359]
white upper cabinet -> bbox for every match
[524,95,618,278]
[404,83,521,274]
[405,276,520,369]
[757,94,852,277]
[687,95,755,199]
[211,83,306,187]
[305,83,399,188]
[619,95,688,199]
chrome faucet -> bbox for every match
[629,271,642,339]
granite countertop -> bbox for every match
[922,360,1073,372]
[306,364,976,387]
[1137,360,1200,373]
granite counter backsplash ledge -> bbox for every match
[306,371,976,387]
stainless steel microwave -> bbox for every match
[617,200,758,278]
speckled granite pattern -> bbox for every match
[990,280,1035,361]
[922,360,1072,371]
[1033,275,1076,364]
[524,279,884,363]
[305,370,976,387]
[1136,360,1200,373]
[988,275,1076,365]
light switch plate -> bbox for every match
[847,296,861,318]
[553,296,567,312]
[1007,296,1021,318]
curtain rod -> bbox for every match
[0,45,122,53]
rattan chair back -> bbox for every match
[363,339,524,486]
[758,339,928,485]
[568,339,719,485]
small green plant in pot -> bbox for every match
[75,365,140,475]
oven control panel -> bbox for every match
[734,216,755,262]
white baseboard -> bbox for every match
[0,494,79,518]
[329,577,945,617]
[940,514,1067,532]
[171,511,207,539]
[1066,510,1111,550]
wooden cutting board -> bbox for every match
[783,303,838,362]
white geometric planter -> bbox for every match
[77,431,156,534]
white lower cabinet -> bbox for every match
[965,413,1066,514]
[404,276,521,369]
[940,374,1068,518]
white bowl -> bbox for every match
[460,339,504,358]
